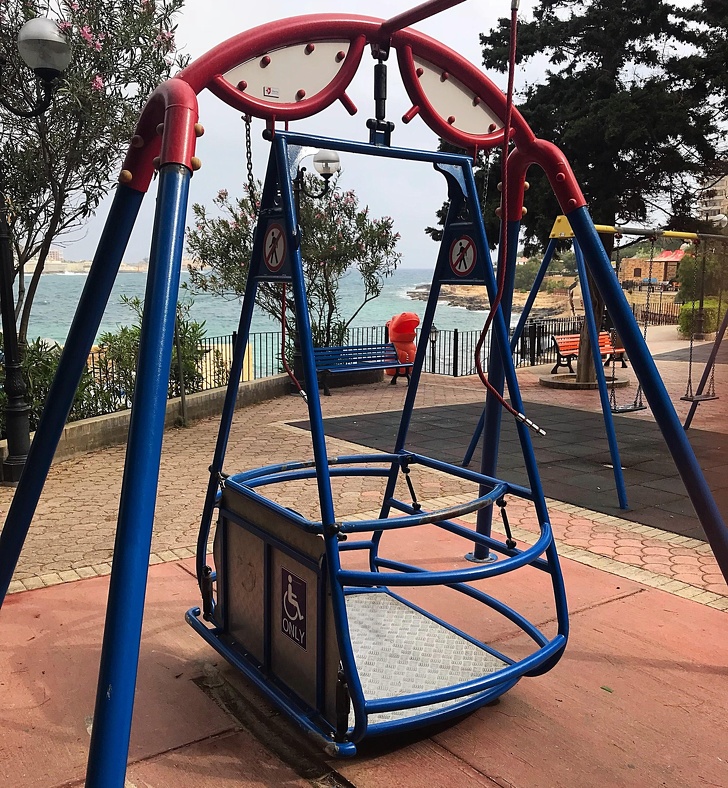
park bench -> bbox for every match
[551,331,627,374]
[313,342,413,395]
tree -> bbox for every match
[482,0,725,248]
[480,0,726,381]
[0,0,188,346]
[186,179,401,348]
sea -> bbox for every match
[25,268,499,345]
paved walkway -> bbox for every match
[1,322,728,787]
[4,325,726,606]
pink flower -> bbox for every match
[79,25,93,44]
[70,2,80,10]
[58,20,72,34]
[90,75,104,91]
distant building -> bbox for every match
[698,175,728,222]
[618,249,684,284]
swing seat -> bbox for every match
[611,403,647,414]
[680,394,719,403]
[188,451,567,756]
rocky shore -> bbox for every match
[407,284,574,320]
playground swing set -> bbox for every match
[0,2,726,786]
[463,214,727,508]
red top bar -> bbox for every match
[380,0,469,36]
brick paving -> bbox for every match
[3,323,727,611]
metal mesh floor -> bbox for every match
[346,592,507,726]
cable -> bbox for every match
[472,1,544,436]
[280,283,307,402]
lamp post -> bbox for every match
[429,323,439,373]
[0,17,71,482]
[290,149,341,387]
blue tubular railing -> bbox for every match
[338,522,553,586]
[362,634,566,716]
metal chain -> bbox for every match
[243,114,258,211]
[633,236,657,408]
[609,234,622,411]
[480,149,492,214]
[684,241,700,398]
[707,245,725,398]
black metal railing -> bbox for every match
[46,296,685,427]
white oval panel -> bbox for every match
[223,41,352,104]
[413,55,502,136]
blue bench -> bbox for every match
[313,342,413,395]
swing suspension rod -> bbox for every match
[593,224,727,243]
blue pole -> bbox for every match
[471,219,520,560]
[573,241,628,509]
[511,238,558,348]
[85,164,190,787]
[462,239,558,468]
[0,185,144,608]
[569,206,728,581]
[195,277,258,585]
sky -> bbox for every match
[62,0,541,268]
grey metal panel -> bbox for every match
[220,482,342,723]
[225,523,265,663]
[222,485,326,560]
[346,592,507,726]
[270,550,320,709]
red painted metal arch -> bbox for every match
[179,15,379,121]
[118,12,585,212]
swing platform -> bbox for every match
[681,393,719,403]
[187,452,566,755]
[611,403,647,414]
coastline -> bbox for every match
[407,283,574,320]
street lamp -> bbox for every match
[292,148,341,217]
[290,149,341,390]
[429,324,439,373]
[0,17,71,482]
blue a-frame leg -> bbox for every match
[85,164,191,787]
[0,185,145,605]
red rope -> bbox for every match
[472,2,544,436]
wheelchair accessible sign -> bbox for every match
[281,568,307,650]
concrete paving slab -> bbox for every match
[124,731,310,788]
[0,563,235,788]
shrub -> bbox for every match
[678,299,726,337]
[0,296,212,438]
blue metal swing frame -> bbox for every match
[186,130,569,754]
[0,5,726,783]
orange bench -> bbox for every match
[551,331,627,374]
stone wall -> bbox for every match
[0,375,291,466]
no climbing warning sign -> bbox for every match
[263,222,286,273]
[449,234,477,277]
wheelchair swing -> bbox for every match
[186,129,569,754]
